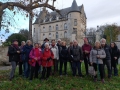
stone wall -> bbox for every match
[0,47,10,65]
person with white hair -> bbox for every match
[90,41,106,83]
[41,43,54,80]
[70,40,83,77]
[100,38,111,79]
[22,40,33,78]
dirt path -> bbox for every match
[0,66,11,71]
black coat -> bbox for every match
[60,46,68,61]
[8,45,20,62]
[110,47,119,65]
[70,45,83,62]
[102,44,111,61]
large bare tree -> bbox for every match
[0,0,59,41]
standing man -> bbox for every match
[100,38,111,78]
[70,40,83,77]
[41,38,49,50]
[82,38,92,75]
[23,40,33,78]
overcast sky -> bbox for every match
[54,0,120,28]
[8,0,120,30]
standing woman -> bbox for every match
[29,43,42,80]
[110,42,119,76]
[8,40,21,81]
[23,40,33,78]
[19,41,26,76]
[41,43,54,80]
[90,41,106,83]
[59,41,68,76]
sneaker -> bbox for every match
[101,79,105,83]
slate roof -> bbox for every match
[70,0,80,13]
[33,0,86,24]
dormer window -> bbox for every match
[66,15,68,19]
[44,19,46,23]
[56,16,59,20]
[49,18,52,22]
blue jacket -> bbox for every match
[23,44,33,62]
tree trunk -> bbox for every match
[29,0,32,42]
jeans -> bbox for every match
[103,60,111,78]
[59,61,67,75]
[41,67,51,79]
[23,61,30,78]
[72,61,82,76]
[29,62,39,80]
[19,62,23,75]
[93,63,104,79]
[10,61,17,79]
[111,59,118,76]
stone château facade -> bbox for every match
[32,0,87,46]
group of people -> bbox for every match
[8,37,120,83]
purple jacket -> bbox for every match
[29,48,42,67]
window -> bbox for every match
[73,28,77,34]
[64,31,67,38]
[49,33,51,38]
[64,23,67,30]
[49,26,51,31]
[56,16,59,20]
[43,33,45,39]
[34,28,35,33]
[49,18,52,21]
[74,19,77,26]
[56,32,59,39]
[56,24,59,30]
[43,27,45,32]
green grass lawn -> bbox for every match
[0,63,120,90]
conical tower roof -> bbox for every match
[69,0,80,13]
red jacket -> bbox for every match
[29,48,42,67]
[41,49,54,67]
